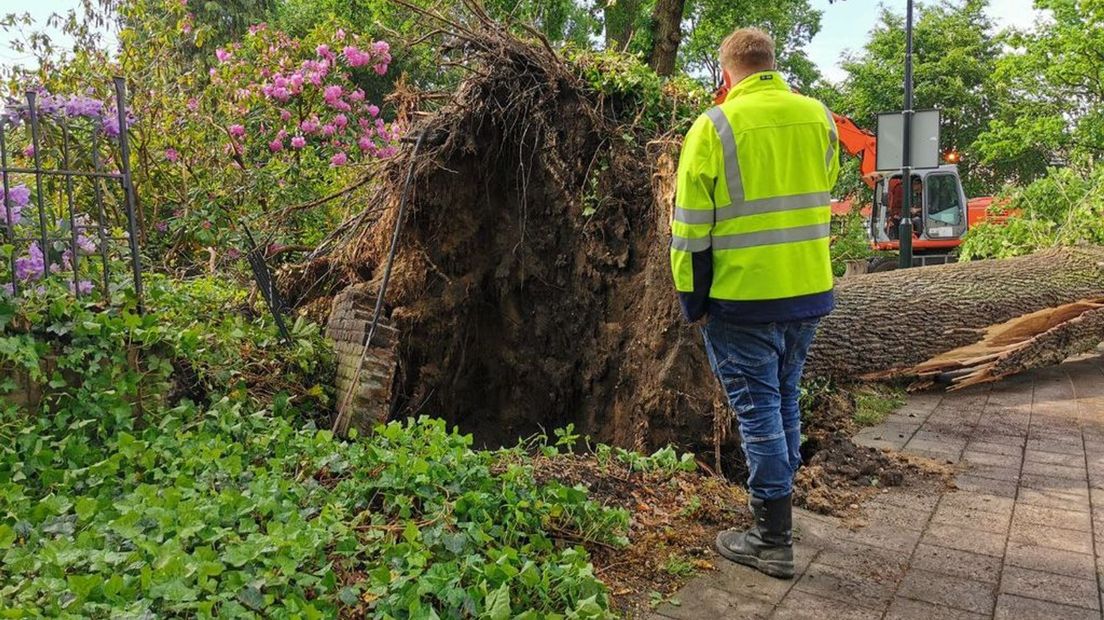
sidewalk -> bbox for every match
[653,354,1104,619]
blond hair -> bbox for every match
[719,28,776,73]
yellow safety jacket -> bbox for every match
[670,70,839,323]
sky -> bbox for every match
[1,0,1046,82]
[808,0,1044,82]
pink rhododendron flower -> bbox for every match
[335,28,346,40]
[155,221,168,232]
[358,135,374,152]
[321,124,336,137]
[202,221,212,229]
[187,97,199,111]
[216,48,232,62]
[279,109,292,121]
[330,151,348,166]
[300,119,319,134]
[289,72,304,91]
[165,148,180,162]
[270,86,291,101]
[333,114,348,128]
[367,104,380,118]
[291,135,306,149]
[349,89,365,102]
[373,40,390,56]
[323,85,343,105]
[374,63,388,76]
[22,144,34,158]
[269,138,283,152]
[229,124,246,138]
[316,44,334,60]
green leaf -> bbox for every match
[0,524,15,549]
[485,583,511,620]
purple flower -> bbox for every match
[14,242,45,281]
[349,89,365,102]
[64,96,103,118]
[367,104,380,118]
[373,41,390,56]
[22,144,35,158]
[358,135,374,152]
[187,98,199,111]
[269,138,284,152]
[316,44,335,60]
[4,185,30,208]
[155,221,168,232]
[68,280,94,295]
[330,151,348,166]
[216,48,232,63]
[333,114,348,128]
[228,124,246,138]
[76,234,96,254]
[165,148,180,162]
[291,135,306,149]
[300,118,320,134]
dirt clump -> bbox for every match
[793,390,951,517]
[530,453,749,615]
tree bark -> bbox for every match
[648,0,686,76]
[804,247,1104,380]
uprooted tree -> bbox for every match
[281,11,1104,458]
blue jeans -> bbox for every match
[701,318,820,501]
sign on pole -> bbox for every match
[876,109,940,171]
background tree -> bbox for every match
[974,0,1104,182]
[836,0,1001,195]
[679,0,822,88]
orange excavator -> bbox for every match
[827,111,1003,268]
[713,84,1005,270]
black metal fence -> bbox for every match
[0,77,143,310]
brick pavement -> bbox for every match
[653,354,1104,619]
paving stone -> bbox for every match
[859,421,921,441]
[1019,472,1089,495]
[791,561,899,610]
[976,433,1027,448]
[884,597,986,620]
[999,565,1100,610]
[1026,449,1086,467]
[939,491,1015,517]
[712,547,812,604]
[653,583,772,619]
[910,543,1001,583]
[968,441,1024,457]
[931,501,1010,534]
[853,436,905,452]
[870,489,940,513]
[962,450,1022,469]
[813,539,908,578]
[1013,503,1092,532]
[967,464,1023,482]
[838,523,922,555]
[1026,438,1086,456]
[1009,522,1094,555]
[857,500,932,532]
[895,568,996,615]
[922,523,1007,557]
[1018,487,1091,512]
[771,588,883,619]
[1004,542,1097,580]
[1022,460,1088,480]
[952,475,1019,498]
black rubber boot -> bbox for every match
[714,494,794,579]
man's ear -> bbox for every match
[721,68,733,89]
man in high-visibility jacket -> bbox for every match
[670,27,839,579]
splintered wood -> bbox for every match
[869,298,1104,389]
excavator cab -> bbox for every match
[869,166,969,264]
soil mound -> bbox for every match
[291,13,717,453]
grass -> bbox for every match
[853,385,906,427]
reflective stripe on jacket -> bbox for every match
[670,70,840,323]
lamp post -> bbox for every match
[898,0,915,269]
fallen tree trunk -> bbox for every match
[805,247,1104,383]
